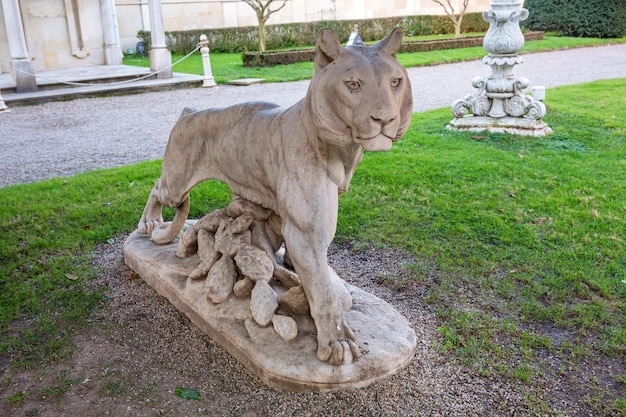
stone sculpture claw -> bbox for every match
[316,320,361,365]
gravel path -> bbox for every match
[1,44,625,187]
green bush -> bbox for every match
[523,0,626,38]
[138,13,489,54]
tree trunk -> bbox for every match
[455,17,463,38]
[258,20,266,52]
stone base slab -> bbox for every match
[227,78,264,86]
[123,231,417,392]
[12,60,38,93]
[150,47,173,79]
[447,115,553,137]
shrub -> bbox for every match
[523,0,626,38]
[138,13,489,54]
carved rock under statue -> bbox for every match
[124,28,417,391]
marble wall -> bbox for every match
[0,0,113,72]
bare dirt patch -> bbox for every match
[1,236,621,416]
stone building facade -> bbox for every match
[1,0,490,91]
[0,0,123,92]
[115,0,491,50]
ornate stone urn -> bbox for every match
[448,0,552,136]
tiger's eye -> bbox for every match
[345,81,360,90]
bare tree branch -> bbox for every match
[241,0,290,51]
[242,0,289,24]
[432,0,471,38]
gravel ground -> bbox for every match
[0,237,573,417]
[1,44,625,187]
[3,236,620,416]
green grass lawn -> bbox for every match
[345,79,625,361]
[1,73,625,412]
[123,34,626,83]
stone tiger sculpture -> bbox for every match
[137,27,413,365]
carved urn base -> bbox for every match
[447,115,553,137]
[447,0,551,136]
[124,220,417,392]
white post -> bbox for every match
[532,86,546,101]
[0,91,9,113]
[1,0,37,92]
[148,0,172,79]
[200,35,217,88]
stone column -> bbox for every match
[148,0,172,79]
[101,0,123,65]
[1,0,37,92]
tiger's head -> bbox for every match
[307,28,413,152]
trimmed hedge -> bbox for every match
[523,0,626,38]
[242,31,545,67]
[242,49,316,67]
[138,13,490,55]
[399,30,544,53]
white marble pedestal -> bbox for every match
[124,231,417,392]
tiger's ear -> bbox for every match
[315,29,342,71]
[374,27,404,57]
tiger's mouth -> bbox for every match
[354,133,394,152]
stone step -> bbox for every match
[0,65,203,105]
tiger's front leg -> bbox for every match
[137,180,164,234]
[281,198,361,365]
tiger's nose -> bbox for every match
[371,113,396,126]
